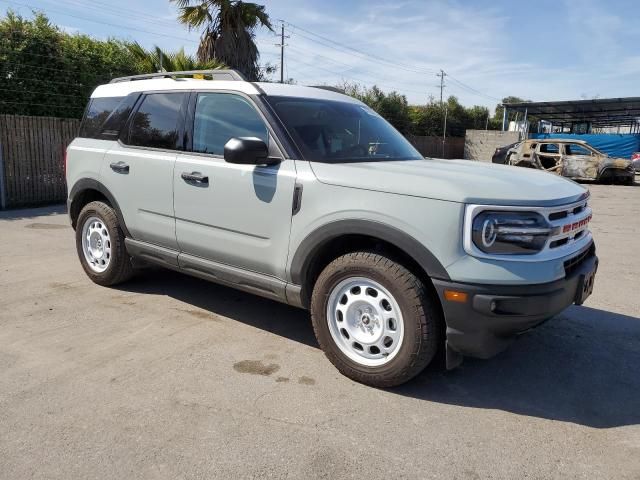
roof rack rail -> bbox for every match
[110,69,246,83]
[309,85,345,94]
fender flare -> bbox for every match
[68,178,131,237]
[289,219,450,286]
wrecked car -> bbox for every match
[505,139,635,184]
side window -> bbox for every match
[99,94,139,139]
[539,143,559,154]
[128,93,184,149]
[79,97,124,138]
[193,93,268,155]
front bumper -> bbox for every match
[433,244,598,363]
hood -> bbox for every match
[310,158,588,206]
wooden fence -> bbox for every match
[0,115,79,209]
[406,135,465,159]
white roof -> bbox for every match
[91,77,362,104]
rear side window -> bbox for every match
[192,93,268,155]
[79,97,123,138]
[99,94,139,139]
[128,93,185,149]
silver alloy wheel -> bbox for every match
[81,216,112,273]
[326,277,405,367]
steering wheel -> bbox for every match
[341,144,369,157]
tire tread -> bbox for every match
[310,251,441,388]
[75,201,133,286]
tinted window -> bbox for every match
[266,96,422,163]
[193,93,268,155]
[128,93,184,149]
[99,94,139,139]
[79,97,123,138]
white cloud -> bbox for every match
[257,0,640,111]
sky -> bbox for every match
[5,0,640,111]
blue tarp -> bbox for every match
[529,133,640,159]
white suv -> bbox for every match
[66,70,598,387]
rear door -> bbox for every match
[102,92,187,250]
[173,91,296,279]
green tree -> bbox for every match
[0,11,139,118]
[491,96,529,129]
[171,0,273,81]
[341,82,412,134]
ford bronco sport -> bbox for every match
[66,70,598,387]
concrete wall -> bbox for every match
[464,130,520,162]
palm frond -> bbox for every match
[172,0,272,80]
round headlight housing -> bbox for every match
[471,211,551,255]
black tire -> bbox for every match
[310,251,441,388]
[75,201,133,286]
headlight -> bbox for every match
[471,211,552,254]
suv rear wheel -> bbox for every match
[310,251,441,387]
[75,201,133,286]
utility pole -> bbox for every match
[436,69,446,105]
[437,69,447,157]
[442,105,448,158]
[276,22,289,84]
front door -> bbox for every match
[561,143,599,179]
[173,92,296,279]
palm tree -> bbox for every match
[126,42,226,73]
[170,0,272,81]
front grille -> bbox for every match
[563,242,595,276]
[545,198,591,250]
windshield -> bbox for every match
[266,96,423,163]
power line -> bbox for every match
[50,0,180,29]
[285,46,426,95]
[1,2,502,104]
[280,20,500,103]
[0,88,85,98]
[446,74,501,102]
[283,51,426,96]
[1,76,90,88]
[0,0,199,43]
[0,100,83,109]
[281,42,433,91]
[282,20,439,76]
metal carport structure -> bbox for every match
[502,97,640,133]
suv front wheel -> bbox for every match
[75,201,133,286]
[311,251,441,388]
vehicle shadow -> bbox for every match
[118,268,318,348]
[0,204,66,220]
[396,305,640,429]
[119,269,640,429]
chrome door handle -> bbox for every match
[110,161,129,174]
[181,171,209,185]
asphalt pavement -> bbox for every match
[1,184,639,479]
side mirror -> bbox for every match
[223,137,278,166]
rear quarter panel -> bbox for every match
[66,138,113,195]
